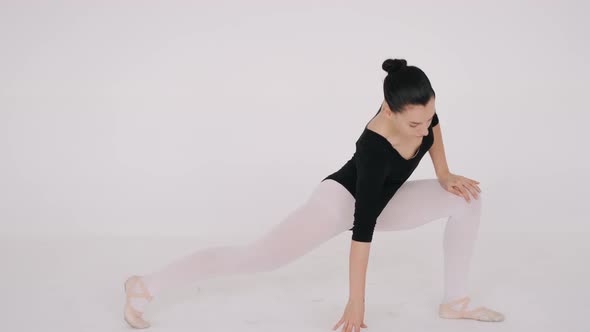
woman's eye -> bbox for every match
[410,125,417,128]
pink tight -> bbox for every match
[142,178,482,303]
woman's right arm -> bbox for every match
[349,240,370,302]
[347,145,390,300]
[333,146,389,331]
[333,239,371,331]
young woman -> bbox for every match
[123,58,505,330]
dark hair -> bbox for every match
[381,58,435,113]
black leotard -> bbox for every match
[321,106,439,242]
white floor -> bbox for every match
[1,230,588,332]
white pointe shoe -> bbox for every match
[439,296,505,322]
[124,275,154,329]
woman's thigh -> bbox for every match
[375,178,477,231]
[249,179,355,257]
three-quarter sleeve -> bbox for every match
[430,112,439,128]
[349,146,391,243]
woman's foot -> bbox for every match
[124,275,154,329]
[439,296,504,322]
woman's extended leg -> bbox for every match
[123,179,355,327]
[129,179,355,308]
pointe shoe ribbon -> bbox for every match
[439,296,504,322]
[124,275,154,329]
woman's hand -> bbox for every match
[437,172,481,202]
[332,299,368,332]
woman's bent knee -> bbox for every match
[452,191,483,215]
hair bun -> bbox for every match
[382,58,407,74]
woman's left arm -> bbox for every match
[428,123,481,202]
[428,123,450,179]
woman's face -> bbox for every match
[388,97,436,138]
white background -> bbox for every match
[1,1,589,331]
